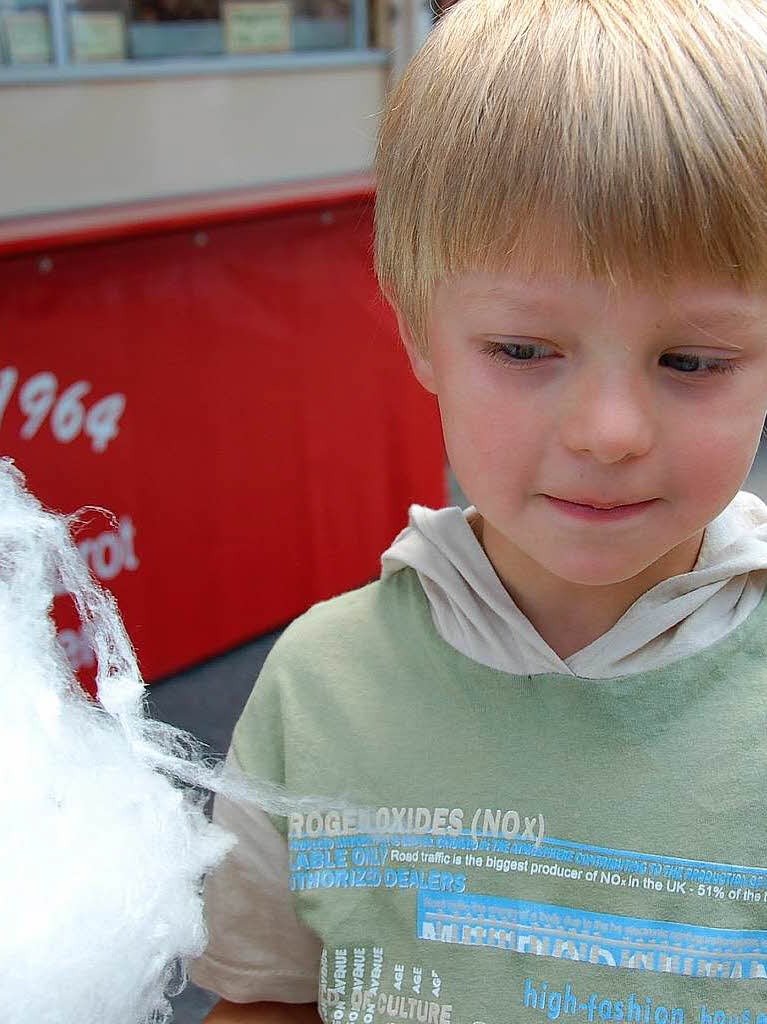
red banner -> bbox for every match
[0,192,445,690]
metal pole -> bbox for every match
[47,0,68,65]
[351,0,368,50]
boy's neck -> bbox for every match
[470,514,705,661]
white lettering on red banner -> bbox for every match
[0,366,126,452]
[55,515,140,595]
[58,627,97,672]
[56,515,140,672]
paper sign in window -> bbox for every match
[223,1,291,54]
[2,11,52,64]
[69,11,127,62]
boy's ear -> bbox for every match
[392,306,438,395]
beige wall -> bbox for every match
[0,65,386,218]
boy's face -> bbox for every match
[398,267,767,593]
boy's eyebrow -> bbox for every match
[465,290,556,315]
[460,286,765,346]
[676,309,767,348]
[679,309,764,332]
[471,290,766,334]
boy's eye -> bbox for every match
[659,353,740,376]
[483,341,741,377]
[482,341,553,364]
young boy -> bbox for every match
[192,2,767,1022]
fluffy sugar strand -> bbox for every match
[0,459,359,1024]
[0,458,237,1024]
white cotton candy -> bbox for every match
[0,458,355,1024]
[0,459,234,1024]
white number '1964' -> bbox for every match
[0,366,125,453]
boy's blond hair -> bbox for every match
[375,0,767,354]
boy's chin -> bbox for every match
[535,550,670,589]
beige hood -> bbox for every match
[380,491,767,678]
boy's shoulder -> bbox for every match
[233,567,434,777]
[269,566,424,670]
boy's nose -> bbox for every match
[558,372,655,464]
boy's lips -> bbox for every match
[547,495,656,509]
[543,495,659,520]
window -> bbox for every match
[0,0,379,73]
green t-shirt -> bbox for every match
[233,566,767,1024]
